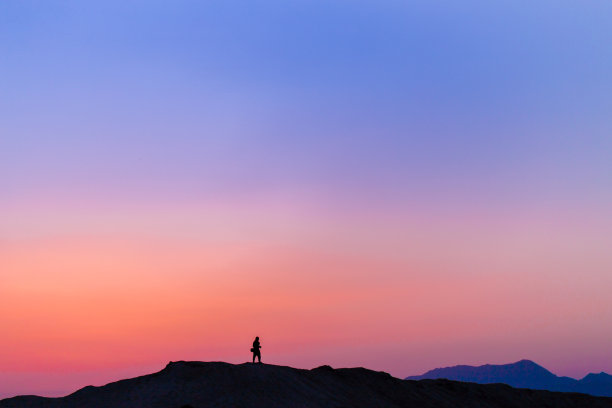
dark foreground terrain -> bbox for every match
[2,361,612,408]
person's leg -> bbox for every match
[258,351,261,363]
[252,352,255,363]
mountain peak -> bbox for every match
[514,359,538,366]
[585,372,612,378]
[582,372,612,382]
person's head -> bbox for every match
[255,336,259,340]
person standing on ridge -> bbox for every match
[251,336,262,363]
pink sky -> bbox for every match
[2,198,611,398]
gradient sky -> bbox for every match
[2,0,612,399]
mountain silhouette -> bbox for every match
[406,359,612,397]
[2,361,612,408]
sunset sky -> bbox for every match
[2,0,612,399]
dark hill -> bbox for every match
[2,361,612,408]
[406,359,612,397]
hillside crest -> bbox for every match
[2,361,612,408]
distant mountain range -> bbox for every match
[406,359,612,397]
[3,361,612,408]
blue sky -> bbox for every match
[2,1,611,206]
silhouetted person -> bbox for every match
[251,336,262,363]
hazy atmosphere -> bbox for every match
[2,0,612,399]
